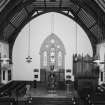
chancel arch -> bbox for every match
[0,0,105,59]
[12,12,93,81]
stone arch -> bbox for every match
[0,0,104,58]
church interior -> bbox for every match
[0,0,105,105]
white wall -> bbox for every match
[12,12,93,81]
[0,41,9,58]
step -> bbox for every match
[31,97,81,105]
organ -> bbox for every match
[73,54,99,92]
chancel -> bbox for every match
[0,0,105,105]
[39,33,66,93]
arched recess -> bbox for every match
[12,12,93,80]
[0,0,104,59]
[8,11,95,59]
[8,12,95,59]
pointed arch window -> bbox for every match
[40,33,65,69]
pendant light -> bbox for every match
[2,35,12,65]
[0,41,12,68]
[51,13,54,34]
[93,15,105,65]
[74,21,78,62]
[26,22,32,63]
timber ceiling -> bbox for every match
[0,0,105,55]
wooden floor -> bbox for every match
[29,86,78,98]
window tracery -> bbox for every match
[40,34,65,70]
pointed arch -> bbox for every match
[40,33,66,70]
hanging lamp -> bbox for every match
[26,22,32,63]
[51,13,54,34]
[0,37,12,68]
[93,54,105,64]
[1,35,12,65]
[74,20,78,62]
[93,15,105,64]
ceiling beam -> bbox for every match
[44,0,46,8]
[59,0,62,8]
[88,22,97,30]
[0,0,103,57]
